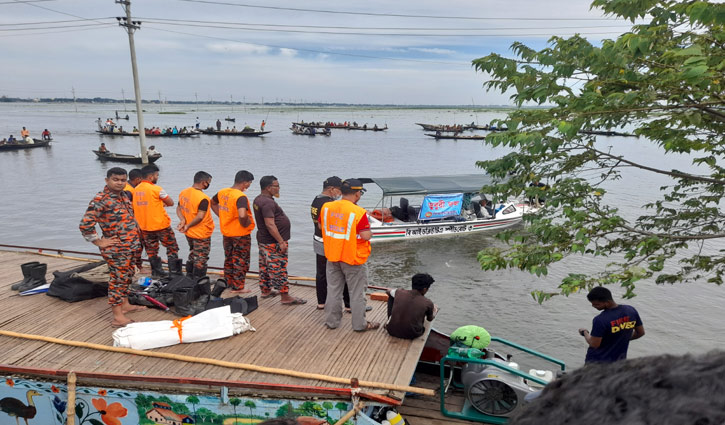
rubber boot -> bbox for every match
[196,276,211,296]
[185,261,195,277]
[168,257,183,276]
[193,266,207,280]
[12,261,40,290]
[150,256,168,279]
[173,288,195,316]
[210,278,227,298]
[17,263,47,292]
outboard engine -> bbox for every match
[461,360,536,417]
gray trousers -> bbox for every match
[325,261,368,331]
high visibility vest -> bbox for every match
[216,187,255,237]
[322,199,371,265]
[124,183,133,192]
[132,181,171,231]
[178,187,214,239]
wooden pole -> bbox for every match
[66,372,77,425]
[0,330,434,396]
[334,401,364,425]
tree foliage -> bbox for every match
[473,0,725,301]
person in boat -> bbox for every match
[232,126,238,132]
[578,286,645,364]
[172,126,179,135]
[98,143,109,154]
[23,135,34,144]
[20,126,29,138]
[310,176,352,312]
[211,170,256,293]
[195,117,200,130]
[216,119,222,131]
[321,179,379,332]
[253,176,306,304]
[7,135,16,143]
[385,273,438,339]
[41,129,51,140]
[146,145,159,157]
[177,171,214,278]
[0,138,5,145]
[132,164,181,278]
[529,180,549,206]
[260,120,266,131]
[79,167,143,327]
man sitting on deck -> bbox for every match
[385,273,438,339]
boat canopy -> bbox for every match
[360,174,495,196]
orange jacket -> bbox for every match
[178,187,214,239]
[216,187,255,237]
[132,181,171,231]
[321,199,371,265]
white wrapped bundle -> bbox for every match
[112,306,255,350]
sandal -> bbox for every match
[260,290,280,299]
[355,321,380,332]
[281,297,307,306]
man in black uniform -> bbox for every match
[310,176,352,311]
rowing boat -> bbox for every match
[93,150,162,164]
[424,133,487,140]
[200,129,271,137]
[0,139,51,151]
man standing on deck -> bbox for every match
[321,179,379,332]
[216,119,222,131]
[310,176,351,311]
[579,286,645,364]
[132,164,180,277]
[253,176,306,304]
[211,170,256,292]
[124,168,145,271]
[177,171,214,278]
[80,167,144,327]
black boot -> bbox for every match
[173,288,196,316]
[168,257,183,276]
[193,266,207,279]
[185,261,195,277]
[150,256,168,279]
[17,263,47,292]
[12,261,40,290]
[196,276,211,295]
[211,278,227,298]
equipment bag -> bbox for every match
[46,261,109,302]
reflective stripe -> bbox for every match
[323,208,356,240]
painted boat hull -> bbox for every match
[200,129,271,136]
[0,139,51,150]
[93,150,162,164]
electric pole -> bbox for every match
[116,0,148,164]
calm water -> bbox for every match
[1,102,723,368]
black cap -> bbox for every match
[342,178,366,192]
[323,176,342,188]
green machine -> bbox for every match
[439,326,566,423]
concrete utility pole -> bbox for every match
[116,0,148,164]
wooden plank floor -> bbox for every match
[0,250,429,402]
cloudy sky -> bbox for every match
[0,0,635,105]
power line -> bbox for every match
[0,22,112,31]
[0,23,116,37]
[0,0,54,4]
[177,0,623,22]
[0,18,113,26]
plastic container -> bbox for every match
[447,346,485,359]
[527,369,554,388]
[137,277,152,287]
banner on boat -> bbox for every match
[418,193,463,220]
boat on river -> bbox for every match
[97,129,200,137]
[93,150,162,164]
[348,124,388,131]
[0,139,51,151]
[200,128,271,137]
[0,247,565,425]
[425,133,487,140]
[291,126,331,136]
[361,174,531,242]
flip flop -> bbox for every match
[260,290,280,299]
[316,305,325,310]
[281,297,307,306]
[355,321,380,332]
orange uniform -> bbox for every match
[178,187,214,239]
[321,199,371,265]
[132,181,171,231]
[216,187,255,237]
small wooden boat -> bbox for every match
[415,123,465,132]
[292,121,348,129]
[200,129,271,137]
[93,150,162,164]
[224,117,236,122]
[290,127,331,136]
[0,139,51,151]
[579,129,638,138]
[425,133,486,140]
[348,124,388,131]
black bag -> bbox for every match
[46,261,108,302]
[205,295,258,315]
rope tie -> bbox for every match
[171,315,192,343]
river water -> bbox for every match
[1,102,723,369]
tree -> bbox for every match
[472,0,725,301]
[186,396,199,423]
[230,398,242,424]
[244,400,256,418]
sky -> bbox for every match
[0,0,636,105]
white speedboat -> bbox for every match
[360,174,531,242]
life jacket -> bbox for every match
[322,199,371,265]
[133,181,171,231]
[178,187,214,239]
[216,187,255,237]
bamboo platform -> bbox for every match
[0,250,429,403]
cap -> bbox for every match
[323,176,342,188]
[342,178,366,192]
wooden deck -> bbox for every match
[0,250,428,404]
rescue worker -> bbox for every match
[177,171,214,278]
[211,170,256,293]
[321,179,379,331]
